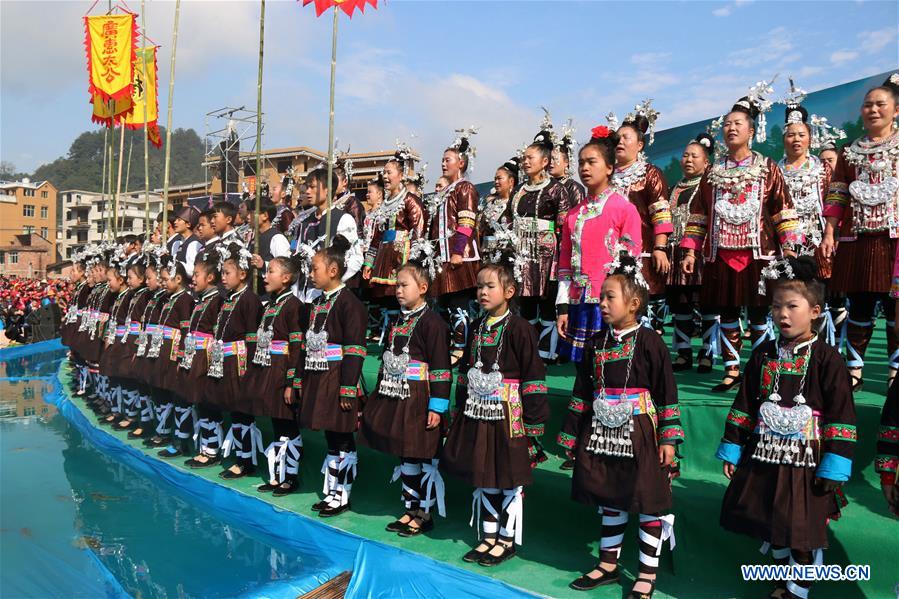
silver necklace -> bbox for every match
[305,287,342,371]
[179,289,218,369]
[135,289,165,357]
[252,291,292,367]
[586,327,639,457]
[379,303,427,400]
[208,287,248,379]
[464,311,510,421]
[149,290,185,358]
[612,159,648,193]
[753,336,816,467]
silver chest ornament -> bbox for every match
[585,329,639,458]
[849,175,898,207]
[179,333,196,369]
[104,322,116,345]
[120,317,132,344]
[379,345,411,400]
[304,329,329,372]
[207,339,225,378]
[464,361,504,420]
[751,344,817,467]
[135,328,149,357]
[147,326,164,358]
[252,324,274,367]
[462,315,508,421]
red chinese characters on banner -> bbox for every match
[84,13,138,103]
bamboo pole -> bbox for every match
[254,0,266,292]
[113,118,126,237]
[124,134,133,195]
[161,0,181,241]
[140,1,151,237]
[100,127,108,242]
[107,138,114,240]
[323,6,338,245]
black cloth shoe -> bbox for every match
[312,495,332,511]
[462,541,495,563]
[272,479,299,497]
[318,502,351,518]
[625,577,656,599]
[478,543,516,567]
[185,455,221,469]
[385,512,416,532]
[560,458,576,471]
[397,517,434,537]
[219,465,255,480]
[569,566,620,591]
[157,445,183,459]
[712,373,743,393]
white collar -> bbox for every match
[323,284,345,299]
[612,323,641,341]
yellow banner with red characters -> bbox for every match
[84,13,137,103]
[124,47,161,147]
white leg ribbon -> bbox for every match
[155,403,174,435]
[500,487,524,546]
[470,487,500,540]
[421,459,446,517]
[284,435,302,475]
[321,454,339,495]
[222,424,242,459]
[264,436,289,483]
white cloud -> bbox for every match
[797,65,825,78]
[713,0,752,17]
[858,27,895,54]
[830,50,860,65]
[727,26,795,68]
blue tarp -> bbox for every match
[15,343,536,598]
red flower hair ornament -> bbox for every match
[591,125,611,139]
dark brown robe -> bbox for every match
[718,337,855,550]
[360,308,451,459]
[441,313,549,489]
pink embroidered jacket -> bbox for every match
[555,190,642,307]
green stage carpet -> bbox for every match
[58,328,898,598]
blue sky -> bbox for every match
[1,0,897,184]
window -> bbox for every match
[41,190,48,198]
[97,222,105,233]
[40,227,48,238]
[123,218,133,231]
[23,204,34,217]
[23,189,35,197]
[23,225,35,235]
[77,231,88,243]
[40,206,48,219]
[9,252,18,264]
[0,253,4,264]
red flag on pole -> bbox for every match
[300,0,377,18]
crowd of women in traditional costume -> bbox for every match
[57,72,899,599]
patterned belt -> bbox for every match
[220,340,246,357]
[114,325,127,338]
[325,343,343,361]
[192,332,213,350]
[403,359,428,380]
[162,326,180,340]
[128,322,142,336]
[145,324,160,335]
[269,340,289,355]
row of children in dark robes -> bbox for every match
[60,224,898,599]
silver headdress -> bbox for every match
[557,118,577,175]
[602,232,648,290]
[484,220,527,282]
[216,243,253,273]
[809,114,846,152]
[403,162,428,188]
[605,111,619,132]
[624,99,661,146]
[408,238,443,281]
[758,257,795,295]
[449,126,479,172]
[738,75,778,143]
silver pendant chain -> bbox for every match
[463,311,510,421]
[305,288,342,371]
[208,287,247,378]
[379,303,427,400]
[587,327,640,457]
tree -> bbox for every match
[0,160,30,181]
[28,127,206,191]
